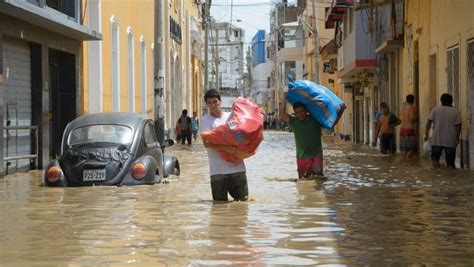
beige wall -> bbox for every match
[430,0,474,137]
[82,0,155,116]
[403,0,431,137]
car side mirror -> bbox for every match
[163,138,175,148]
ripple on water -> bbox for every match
[0,132,473,265]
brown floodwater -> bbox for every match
[0,131,473,265]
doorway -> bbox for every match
[49,49,76,158]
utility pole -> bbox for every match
[246,46,252,98]
[214,23,219,91]
[203,0,211,91]
[311,0,320,84]
[154,0,165,145]
[274,4,280,114]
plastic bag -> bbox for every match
[422,140,431,155]
[286,76,345,129]
[201,97,264,163]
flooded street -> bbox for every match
[1,131,473,265]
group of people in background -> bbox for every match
[175,109,199,145]
[264,113,278,130]
[372,93,462,169]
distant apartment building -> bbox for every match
[207,20,245,97]
[251,30,266,67]
[269,2,304,113]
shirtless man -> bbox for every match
[399,94,418,158]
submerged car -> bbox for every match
[44,112,180,187]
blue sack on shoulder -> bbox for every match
[286,76,345,129]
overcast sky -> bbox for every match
[210,0,298,45]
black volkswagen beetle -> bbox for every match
[44,112,180,187]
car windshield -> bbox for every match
[68,125,133,147]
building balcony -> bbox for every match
[0,0,101,40]
[325,0,353,29]
[277,46,304,62]
[374,2,404,53]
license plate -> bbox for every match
[83,169,106,181]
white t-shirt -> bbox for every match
[199,112,246,176]
[428,105,462,148]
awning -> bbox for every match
[281,21,299,27]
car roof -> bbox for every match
[67,112,149,129]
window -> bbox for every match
[111,16,120,111]
[447,45,460,106]
[68,125,133,146]
[127,27,135,112]
[140,36,147,115]
[47,0,75,18]
[143,122,157,147]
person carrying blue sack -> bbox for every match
[285,76,345,129]
[280,77,345,179]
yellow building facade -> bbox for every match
[82,0,155,117]
[163,0,203,131]
[81,0,203,135]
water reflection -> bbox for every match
[0,131,473,265]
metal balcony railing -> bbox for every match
[4,125,39,175]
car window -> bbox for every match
[143,123,157,147]
[68,125,133,146]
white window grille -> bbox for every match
[111,16,120,112]
[447,45,459,106]
[127,27,135,112]
[140,36,147,115]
